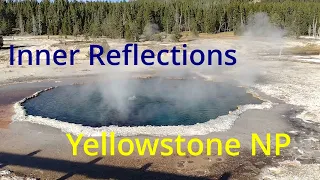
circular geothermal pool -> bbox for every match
[22,79,262,127]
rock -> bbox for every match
[0,170,11,175]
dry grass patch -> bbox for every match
[198,32,236,39]
[285,43,320,55]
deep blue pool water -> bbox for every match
[23,79,262,127]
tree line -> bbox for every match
[1,0,320,40]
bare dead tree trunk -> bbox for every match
[166,20,169,34]
[312,16,317,38]
[32,14,37,36]
[218,16,224,33]
[308,24,312,37]
[179,13,182,31]
[175,8,179,28]
[38,6,42,35]
[241,12,244,27]
[187,16,190,32]
[19,13,24,35]
[315,19,318,38]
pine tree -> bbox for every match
[0,0,320,38]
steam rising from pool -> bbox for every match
[12,78,273,137]
[22,79,262,127]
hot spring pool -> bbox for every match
[22,79,262,127]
